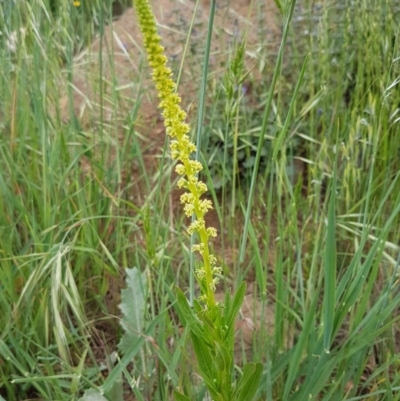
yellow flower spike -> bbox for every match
[134,0,219,309]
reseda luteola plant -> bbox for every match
[134,1,262,400]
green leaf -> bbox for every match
[215,341,232,372]
[233,362,263,401]
[323,152,337,352]
[151,341,179,386]
[118,267,147,355]
[104,369,123,401]
[175,287,205,339]
[283,294,318,400]
[191,332,215,380]
[273,0,283,15]
[191,332,219,397]
[223,288,232,317]
[272,55,309,161]
[173,391,192,401]
[225,282,246,330]
[102,315,163,394]
[221,289,235,343]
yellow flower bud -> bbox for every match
[206,227,218,238]
[175,164,186,176]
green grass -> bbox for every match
[1,0,400,400]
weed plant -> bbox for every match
[0,0,399,400]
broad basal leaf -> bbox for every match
[118,267,147,355]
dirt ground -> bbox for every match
[60,0,283,211]
[61,0,280,136]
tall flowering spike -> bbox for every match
[134,0,220,309]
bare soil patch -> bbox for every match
[61,0,280,150]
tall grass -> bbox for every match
[0,0,399,400]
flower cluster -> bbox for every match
[134,0,221,308]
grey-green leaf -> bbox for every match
[78,389,109,401]
[118,267,147,355]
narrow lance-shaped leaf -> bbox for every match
[175,287,205,339]
[225,281,246,330]
[173,391,192,401]
[272,55,309,161]
[323,149,338,352]
[191,332,220,398]
[233,362,263,401]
